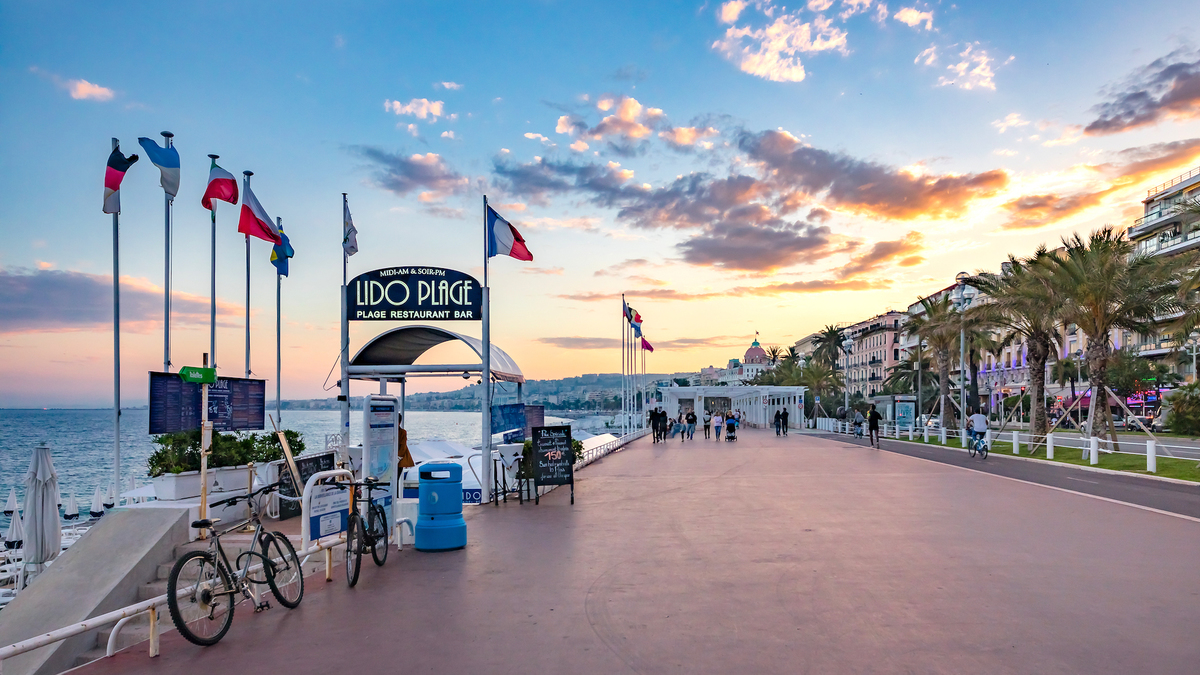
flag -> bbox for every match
[103,145,139,214]
[343,198,358,256]
[271,225,294,276]
[486,205,532,261]
[622,299,632,322]
[641,337,654,353]
[137,137,180,198]
[201,158,238,210]
[238,184,282,244]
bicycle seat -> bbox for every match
[191,518,221,529]
[365,476,378,484]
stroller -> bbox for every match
[724,418,738,442]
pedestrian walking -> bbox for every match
[685,410,697,440]
[774,409,782,436]
[703,410,712,439]
[714,412,724,441]
[781,408,789,436]
[867,404,883,448]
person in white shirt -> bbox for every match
[967,408,989,446]
[713,413,724,441]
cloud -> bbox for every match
[839,0,875,20]
[1000,191,1113,230]
[555,115,588,135]
[740,129,1008,219]
[658,126,720,148]
[35,261,53,270]
[524,132,551,143]
[915,45,938,66]
[808,0,834,10]
[937,44,998,90]
[718,0,747,24]
[423,205,465,219]
[1042,125,1082,147]
[893,7,933,30]
[713,10,849,83]
[536,336,622,350]
[558,278,887,302]
[435,81,463,90]
[569,139,590,152]
[588,95,654,141]
[353,146,470,201]
[837,232,925,278]
[0,268,238,334]
[539,333,756,351]
[517,216,602,233]
[521,266,565,275]
[440,130,456,140]
[384,98,446,122]
[676,221,846,271]
[30,67,115,101]
[404,124,419,137]
[492,155,637,206]
[992,113,1029,133]
[1084,48,1200,136]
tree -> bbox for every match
[1165,382,1200,435]
[784,346,800,365]
[967,250,1062,435]
[1051,357,1087,399]
[1039,226,1195,446]
[906,295,960,428]
[1106,348,1157,402]
[765,345,783,365]
[798,361,843,412]
[812,324,845,368]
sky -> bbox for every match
[3,0,1200,407]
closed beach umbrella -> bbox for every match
[103,482,115,509]
[23,444,62,567]
[63,493,79,521]
[89,487,104,518]
[5,510,23,550]
[3,487,15,516]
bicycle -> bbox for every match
[166,481,304,647]
[335,476,390,587]
[967,432,989,459]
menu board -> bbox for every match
[148,372,265,434]
[278,451,338,520]
[532,425,574,488]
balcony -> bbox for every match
[1135,227,1200,257]
[1147,165,1200,199]
[868,375,882,382]
[868,358,883,366]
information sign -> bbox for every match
[307,482,351,546]
[363,395,399,528]
[178,366,217,384]
[347,266,481,321]
[148,372,265,434]
[278,451,337,520]
[532,425,574,505]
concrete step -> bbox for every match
[138,580,170,602]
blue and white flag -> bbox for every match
[137,137,180,198]
[271,225,294,277]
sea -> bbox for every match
[0,409,490,533]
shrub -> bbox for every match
[147,429,306,477]
[1166,383,1200,436]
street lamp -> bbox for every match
[1187,332,1200,383]
[915,338,924,426]
[952,272,976,425]
[842,335,854,417]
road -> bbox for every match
[82,429,1200,674]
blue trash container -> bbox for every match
[415,462,466,551]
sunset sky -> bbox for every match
[3,0,1200,407]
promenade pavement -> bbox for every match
[82,429,1200,674]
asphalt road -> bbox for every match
[815,431,1200,520]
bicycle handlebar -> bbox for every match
[210,480,283,508]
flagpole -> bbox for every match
[208,155,220,371]
[276,216,283,427]
[482,195,493,503]
[243,171,253,379]
[159,131,174,372]
[621,295,627,437]
[111,138,122,503]
[340,194,350,454]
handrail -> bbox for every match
[1147,165,1200,198]
[300,469,353,551]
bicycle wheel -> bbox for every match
[368,503,389,567]
[264,532,304,609]
[345,512,362,587]
[979,441,989,459]
[167,551,235,647]
[968,438,977,457]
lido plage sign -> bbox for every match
[348,266,481,321]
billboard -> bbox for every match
[347,266,481,321]
[148,372,266,434]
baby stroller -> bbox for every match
[724,418,737,442]
[853,422,864,439]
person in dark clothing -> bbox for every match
[773,410,782,435]
[867,404,883,448]
[780,408,789,436]
[685,410,697,440]
[703,410,712,439]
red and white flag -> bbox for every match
[201,158,238,210]
[238,183,281,244]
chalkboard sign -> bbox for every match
[148,372,265,434]
[532,425,574,505]
[278,450,337,520]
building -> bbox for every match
[838,311,906,398]
[793,333,819,362]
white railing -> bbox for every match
[575,428,650,470]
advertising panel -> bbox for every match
[363,395,399,528]
[347,266,481,321]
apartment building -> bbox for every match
[793,332,819,362]
[838,311,906,397]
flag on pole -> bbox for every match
[201,158,238,210]
[103,145,139,214]
[137,137,180,198]
[641,337,654,352]
[238,184,282,244]
[342,198,358,256]
[486,205,532,261]
[270,225,294,276]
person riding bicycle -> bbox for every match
[967,407,989,447]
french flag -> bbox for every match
[201,158,239,210]
[486,205,532,261]
[238,183,282,244]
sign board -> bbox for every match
[178,366,217,384]
[896,401,917,429]
[491,403,526,441]
[306,482,351,549]
[278,450,337,520]
[148,372,265,434]
[347,266,481,321]
[363,395,399,528]
[532,425,574,505]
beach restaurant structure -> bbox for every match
[658,386,808,430]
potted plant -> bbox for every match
[148,429,305,500]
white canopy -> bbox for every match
[349,324,524,383]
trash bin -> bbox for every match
[414,462,466,551]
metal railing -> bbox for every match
[1147,166,1200,198]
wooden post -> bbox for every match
[148,606,160,657]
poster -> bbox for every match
[363,395,398,527]
[148,372,265,434]
[895,397,917,429]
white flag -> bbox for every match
[342,198,358,256]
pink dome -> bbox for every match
[744,339,767,364]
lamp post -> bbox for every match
[952,272,976,425]
[915,338,924,425]
[1187,332,1200,383]
[842,335,854,416]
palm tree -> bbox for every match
[811,325,845,368]
[907,295,960,428]
[784,346,800,365]
[1039,226,1195,445]
[967,250,1062,435]
[765,345,783,365]
[1051,357,1086,399]
[882,349,935,394]
[798,361,843,414]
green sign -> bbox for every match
[178,366,217,384]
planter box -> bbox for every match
[152,465,255,501]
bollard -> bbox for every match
[908,425,914,441]
[1012,430,1020,454]
[1089,437,1099,465]
[960,429,967,447]
[325,547,333,582]
[985,429,992,450]
[149,606,160,657]
[1046,433,1054,459]
[940,428,946,445]
[924,426,929,443]
[1147,440,1156,473]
